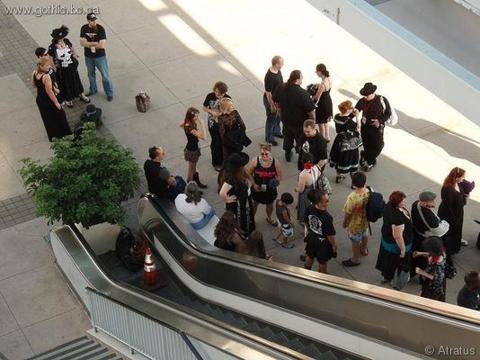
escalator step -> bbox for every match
[318,350,340,360]
[286,338,305,352]
[231,317,249,328]
[244,322,261,333]
[302,344,331,359]
[255,327,277,340]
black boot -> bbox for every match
[193,172,207,188]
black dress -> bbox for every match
[51,39,84,102]
[34,73,72,142]
[183,124,201,163]
[438,186,465,255]
[376,204,413,281]
[315,87,333,124]
[225,178,255,236]
[251,157,278,205]
[329,114,360,174]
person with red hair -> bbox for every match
[376,191,413,284]
[438,167,467,278]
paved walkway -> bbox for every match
[1,0,480,357]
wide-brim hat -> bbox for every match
[223,152,249,172]
[359,82,377,96]
[50,25,69,40]
[422,236,444,257]
[84,104,102,121]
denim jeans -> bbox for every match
[85,55,113,96]
[263,95,281,142]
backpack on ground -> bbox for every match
[115,227,148,272]
[366,186,385,222]
[135,91,150,113]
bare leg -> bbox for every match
[266,202,274,221]
[351,241,361,264]
[360,235,370,256]
[304,256,314,270]
[187,161,196,182]
[318,263,328,273]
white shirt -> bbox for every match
[175,194,212,224]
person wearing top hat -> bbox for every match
[414,236,447,302]
[49,26,90,108]
[219,152,256,235]
[354,82,392,171]
[80,104,102,126]
[80,12,114,101]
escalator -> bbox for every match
[51,194,480,360]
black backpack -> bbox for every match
[115,227,147,272]
[366,186,385,222]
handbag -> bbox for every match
[311,165,332,194]
[340,132,362,152]
[380,96,398,126]
[416,202,449,238]
[135,91,150,113]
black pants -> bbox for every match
[209,121,223,167]
[282,124,302,153]
[361,126,384,165]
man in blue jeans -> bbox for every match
[263,56,284,146]
[80,12,114,101]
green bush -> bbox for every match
[19,123,140,227]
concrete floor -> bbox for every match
[1,0,480,357]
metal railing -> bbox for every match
[87,287,202,360]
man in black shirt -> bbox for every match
[263,55,284,146]
[80,12,114,101]
[297,119,328,171]
[355,82,392,171]
[203,81,231,171]
[457,271,480,310]
[273,70,315,162]
[144,146,183,201]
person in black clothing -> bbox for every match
[303,189,337,273]
[438,167,467,278]
[49,26,90,107]
[329,100,361,183]
[144,146,185,201]
[263,55,284,145]
[35,47,61,102]
[354,82,392,171]
[179,107,207,188]
[376,191,413,283]
[273,70,315,162]
[32,57,72,142]
[203,81,231,171]
[214,211,248,253]
[297,119,328,171]
[457,271,480,310]
[312,64,333,142]
[80,12,114,101]
[411,191,449,273]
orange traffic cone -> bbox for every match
[143,247,158,287]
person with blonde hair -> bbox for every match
[263,55,284,145]
[218,97,248,161]
[32,57,71,141]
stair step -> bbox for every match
[319,350,340,360]
[26,337,92,360]
[26,336,122,360]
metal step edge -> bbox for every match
[72,347,109,360]
[52,344,102,360]
[25,337,92,360]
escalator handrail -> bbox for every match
[142,194,480,326]
[53,224,312,360]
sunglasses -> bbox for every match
[260,152,270,156]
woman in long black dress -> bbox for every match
[313,63,333,142]
[438,167,467,278]
[376,191,413,284]
[329,100,360,184]
[32,57,72,142]
[49,26,90,107]
[219,153,255,236]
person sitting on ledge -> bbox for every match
[175,182,218,244]
[144,146,185,201]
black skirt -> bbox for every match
[329,133,360,174]
[57,64,84,102]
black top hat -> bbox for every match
[50,25,69,40]
[359,82,377,96]
[422,236,444,257]
[82,104,102,122]
[223,152,249,173]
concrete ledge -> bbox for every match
[453,0,480,16]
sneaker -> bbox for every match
[85,91,97,97]
[273,238,283,245]
[461,239,469,246]
[270,140,278,146]
[363,164,374,172]
[282,242,295,249]
[300,254,306,262]
[107,96,113,102]
[285,150,292,162]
